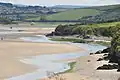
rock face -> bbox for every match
[101,47,110,53]
[46,32,55,36]
[117,60,120,72]
[97,64,118,70]
[95,50,102,54]
[94,48,110,54]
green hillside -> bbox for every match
[46,9,101,20]
[26,4,120,23]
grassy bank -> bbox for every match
[59,62,76,74]
[50,37,86,43]
[50,37,111,46]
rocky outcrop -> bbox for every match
[109,28,120,63]
[108,27,120,71]
[101,47,110,53]
[97,64,118,70]
[96,26,120,71]
[94,48,110,54]
[95,50,102,54]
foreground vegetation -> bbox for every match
[109,27,120,64]
[64,62,76,73]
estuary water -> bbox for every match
[7,35,106,80]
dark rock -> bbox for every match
[97,64,118,70]
[101,47,110,53]
[10,27,12,29]
[103,56,109,61]
[83,35,92,39]
[103,54,108,56]
[117,69,120,72]
[95,50,102,54]
[90,53,94,55]
[46,32,55,36]
[87,60,91,62]
[97,58,103,61]
[117,59,120,72]
[18,30,24,32]
[109,54,119,63]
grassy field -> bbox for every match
[46,8,101,20]
[77,21,120,28]
[24,4,120,21]
[16,22,80,28]
[19,20,120,28]
[33,22,81,27]
[26,8,101,21]
[17,20,120,28]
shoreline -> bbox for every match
[0,26,114,80]
[75,53,120,80]
[0,26,86,79]
[0,40,83,79]
[42,49,120,80]
[49,36,111,47]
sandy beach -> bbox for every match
[0,25,84,79]
[0,24,119,80]
[42,54,120,80]
[0,41,82,79]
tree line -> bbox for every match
[53,24,120,37]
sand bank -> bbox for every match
[0,41,82,79]
[42,53,120,80]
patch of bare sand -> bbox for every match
[75,54,120,80]
[43,54,120,80]
[0,41,82,79]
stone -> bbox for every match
[101,47,110,53]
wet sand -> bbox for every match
[0,38,82,79]
[1,24,116,80]
[42,54,120,80]
[0,25,83,79]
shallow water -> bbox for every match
[7,35,106,80]
[20,35,53,43]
